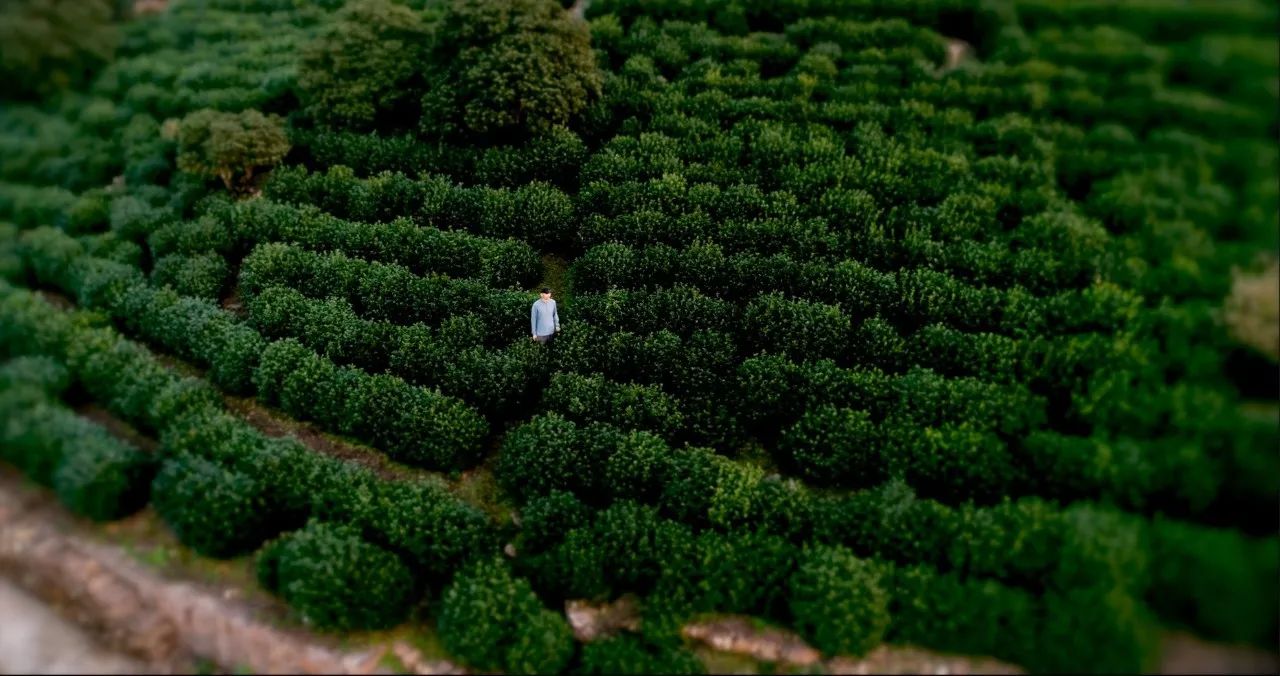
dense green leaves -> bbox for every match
[175,109,290,192]
[438,557,575,674]
[788,546,891,656]
[421,0,603,138]
[152,453,278,558]
[0,0,118,101]
[298,0,431,130]
[257,520,416,631]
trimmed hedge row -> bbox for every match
[0,279,501,592]
[257,519,417,631]
[152,452,280,558]
[500,414,1279,647]
[437,557,576,674]
[739,353,1246,516]
[0,358,154,522]
[17,230,491,470]
[151,197,542,290]
[150,252,229,301]
[573,205,1107,296]
[20,227,264,393]
[571,239,1140,341]
[264,164,580,250]
[254,338,489,470]
[522,495,1162,672]
[244,284,551,419]
[239,242,534,343]
[540,371,685,442]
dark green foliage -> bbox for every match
[743,293,850,361]
[788,545,891,656]
[255,338,488,470]
[257,520,416,631]
[176,109,290,192]
[438,557,575,674]
[777,405,883,487]
[1033,586,1160,674]
[577,633,704,675]
[0,355,70,396]
[53,435,155,522]
[0,0,118,101]
[498,414,604,501]
[518,489,592,554]
[150,253,229,301]
[884,563,1038,666]
[1146,517,1279,646]
[151,453,277,558]
[298,0,431,130]
[2,0,1278,667]
[541,372,684,440]
[420,0,603,138]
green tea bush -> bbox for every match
[53,433,155,522]
[257,520,416,631]
[742,293,849,361]
[0,401,82,486]
[150,253,230,301]
[255,338,488,470]
[541,372,685,440]
[787,545,891,656]
[884,563,1038,666]
[438,557,574,674]
[151,453,278,558]
[517,489,593,554]
[498,413,605,501]
[777,405,883,487]
[577,633,704,675]
[1146,516,1279,646]
[0,355,70,395]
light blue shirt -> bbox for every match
[531,299,559,337]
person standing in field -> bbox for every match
[531,287,559,344]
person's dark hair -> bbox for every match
[541,287,551,294]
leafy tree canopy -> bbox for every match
[297,0,432,131]
[175,109,291,193]
[0,0,118,101]
[420,0,603,139]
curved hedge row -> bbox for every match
[521,495,1164,672]
[254,338,488,470]
[257,519,417,631]
[540,372,685,442]
[438,557,576,674]
[18,230,491,469]
[245,284,550,419]
[239,242,534,342]
[264,164,580,250]
[0,357,154,522]
[499,413,1279,647]
[151,197,543,290]
[0,279,502,600]
[570,238,1141,342]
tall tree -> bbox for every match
[0,0,118,101]
[297,0,432,131]
[420,0,603,139]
